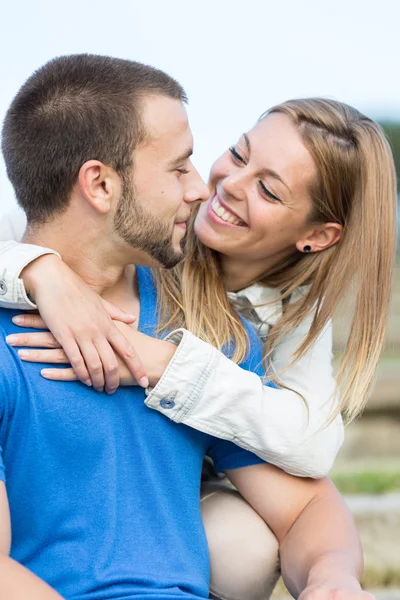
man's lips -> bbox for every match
[175,215,190,229]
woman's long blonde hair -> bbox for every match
[154,98,398,423]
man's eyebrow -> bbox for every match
[169,148,193,167]
[243,133,291,193]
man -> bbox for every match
[0,55,364,600]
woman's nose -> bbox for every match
[221,171,247,202]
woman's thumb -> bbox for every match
[101,298,136,324]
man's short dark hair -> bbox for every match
[1,54,187,224]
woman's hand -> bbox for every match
[12,255,148,393]
[299,579,374,600]
[7,315,136,386]
[7,317,177,390]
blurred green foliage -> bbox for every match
[380,121,400,188]
[332,469,400,494]
[380,122,400,251]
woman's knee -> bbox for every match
[201,482,280,600]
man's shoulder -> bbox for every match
[238,317,264,376]
[0,308,19,340]
[0,309,26,379]
[0,310,22,409]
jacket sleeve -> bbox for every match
[145,317,344,479]
[0,212,59,309]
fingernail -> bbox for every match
[12,316,23,325]
[17,350,29,358]
[138,376,149,388]
[41,370,51,378]
[6,335,18,345]
[84,380,92,387]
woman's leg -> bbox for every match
[201,482,280,600]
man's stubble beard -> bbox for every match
[113,177,185,269]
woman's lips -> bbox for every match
[206,193,247,228]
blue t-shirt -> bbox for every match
[0,266,265,600]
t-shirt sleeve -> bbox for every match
[0,449,5,483]
[0,323,11,482]
[207,437,265,473]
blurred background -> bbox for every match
[0,0,399,596]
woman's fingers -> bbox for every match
[108,327,148,388]
[41,368,78,382]
[6,331,61,348]
[50,337,92,386]
[75,340,105,392]
[18,348,69,363]
[9,306,147,392]
[8,333,93,385]
[12,314,47,329]
[101,298,136,325]
[92,338,120,395]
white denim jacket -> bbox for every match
[0,210,344,478]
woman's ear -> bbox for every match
[296,222,343,254]
[78,160,117,215]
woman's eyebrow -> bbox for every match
[243,133,291,193]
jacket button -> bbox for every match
[160,398,175,409]
[0,280,7,296]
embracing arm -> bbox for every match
[0,482,64,599]
[144,319,343,478]
[11,317,343,478]
[1,221,342,477]
[0,219,148,393]
[227,465,367,600]
[0,211,60,309]
[0,241,60,310]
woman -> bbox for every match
[0,98,397,599]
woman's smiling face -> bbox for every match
[194,112,319,271]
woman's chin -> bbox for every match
[194,219,227,253]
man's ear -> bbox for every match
[77,160,118,215]
[295,222,343,254]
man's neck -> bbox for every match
[23,217,135,297]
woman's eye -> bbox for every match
[259,180,281,203]
[176,168,189,176]
[229,146,245,164]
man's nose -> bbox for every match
[183,167,210,204]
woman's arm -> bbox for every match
[1,226,343,478]
[10,314,343,478]
[0,211,59,309]
[0,229,148,393]
[150,323,343,478]
[228,465,370,600]
[0,240,60,309]
[147,310,343,479]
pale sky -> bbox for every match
[1,0,399,217]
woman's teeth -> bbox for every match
[211,197,245,226]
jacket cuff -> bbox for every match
[144,328,219,422]
[0,241,61,309]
